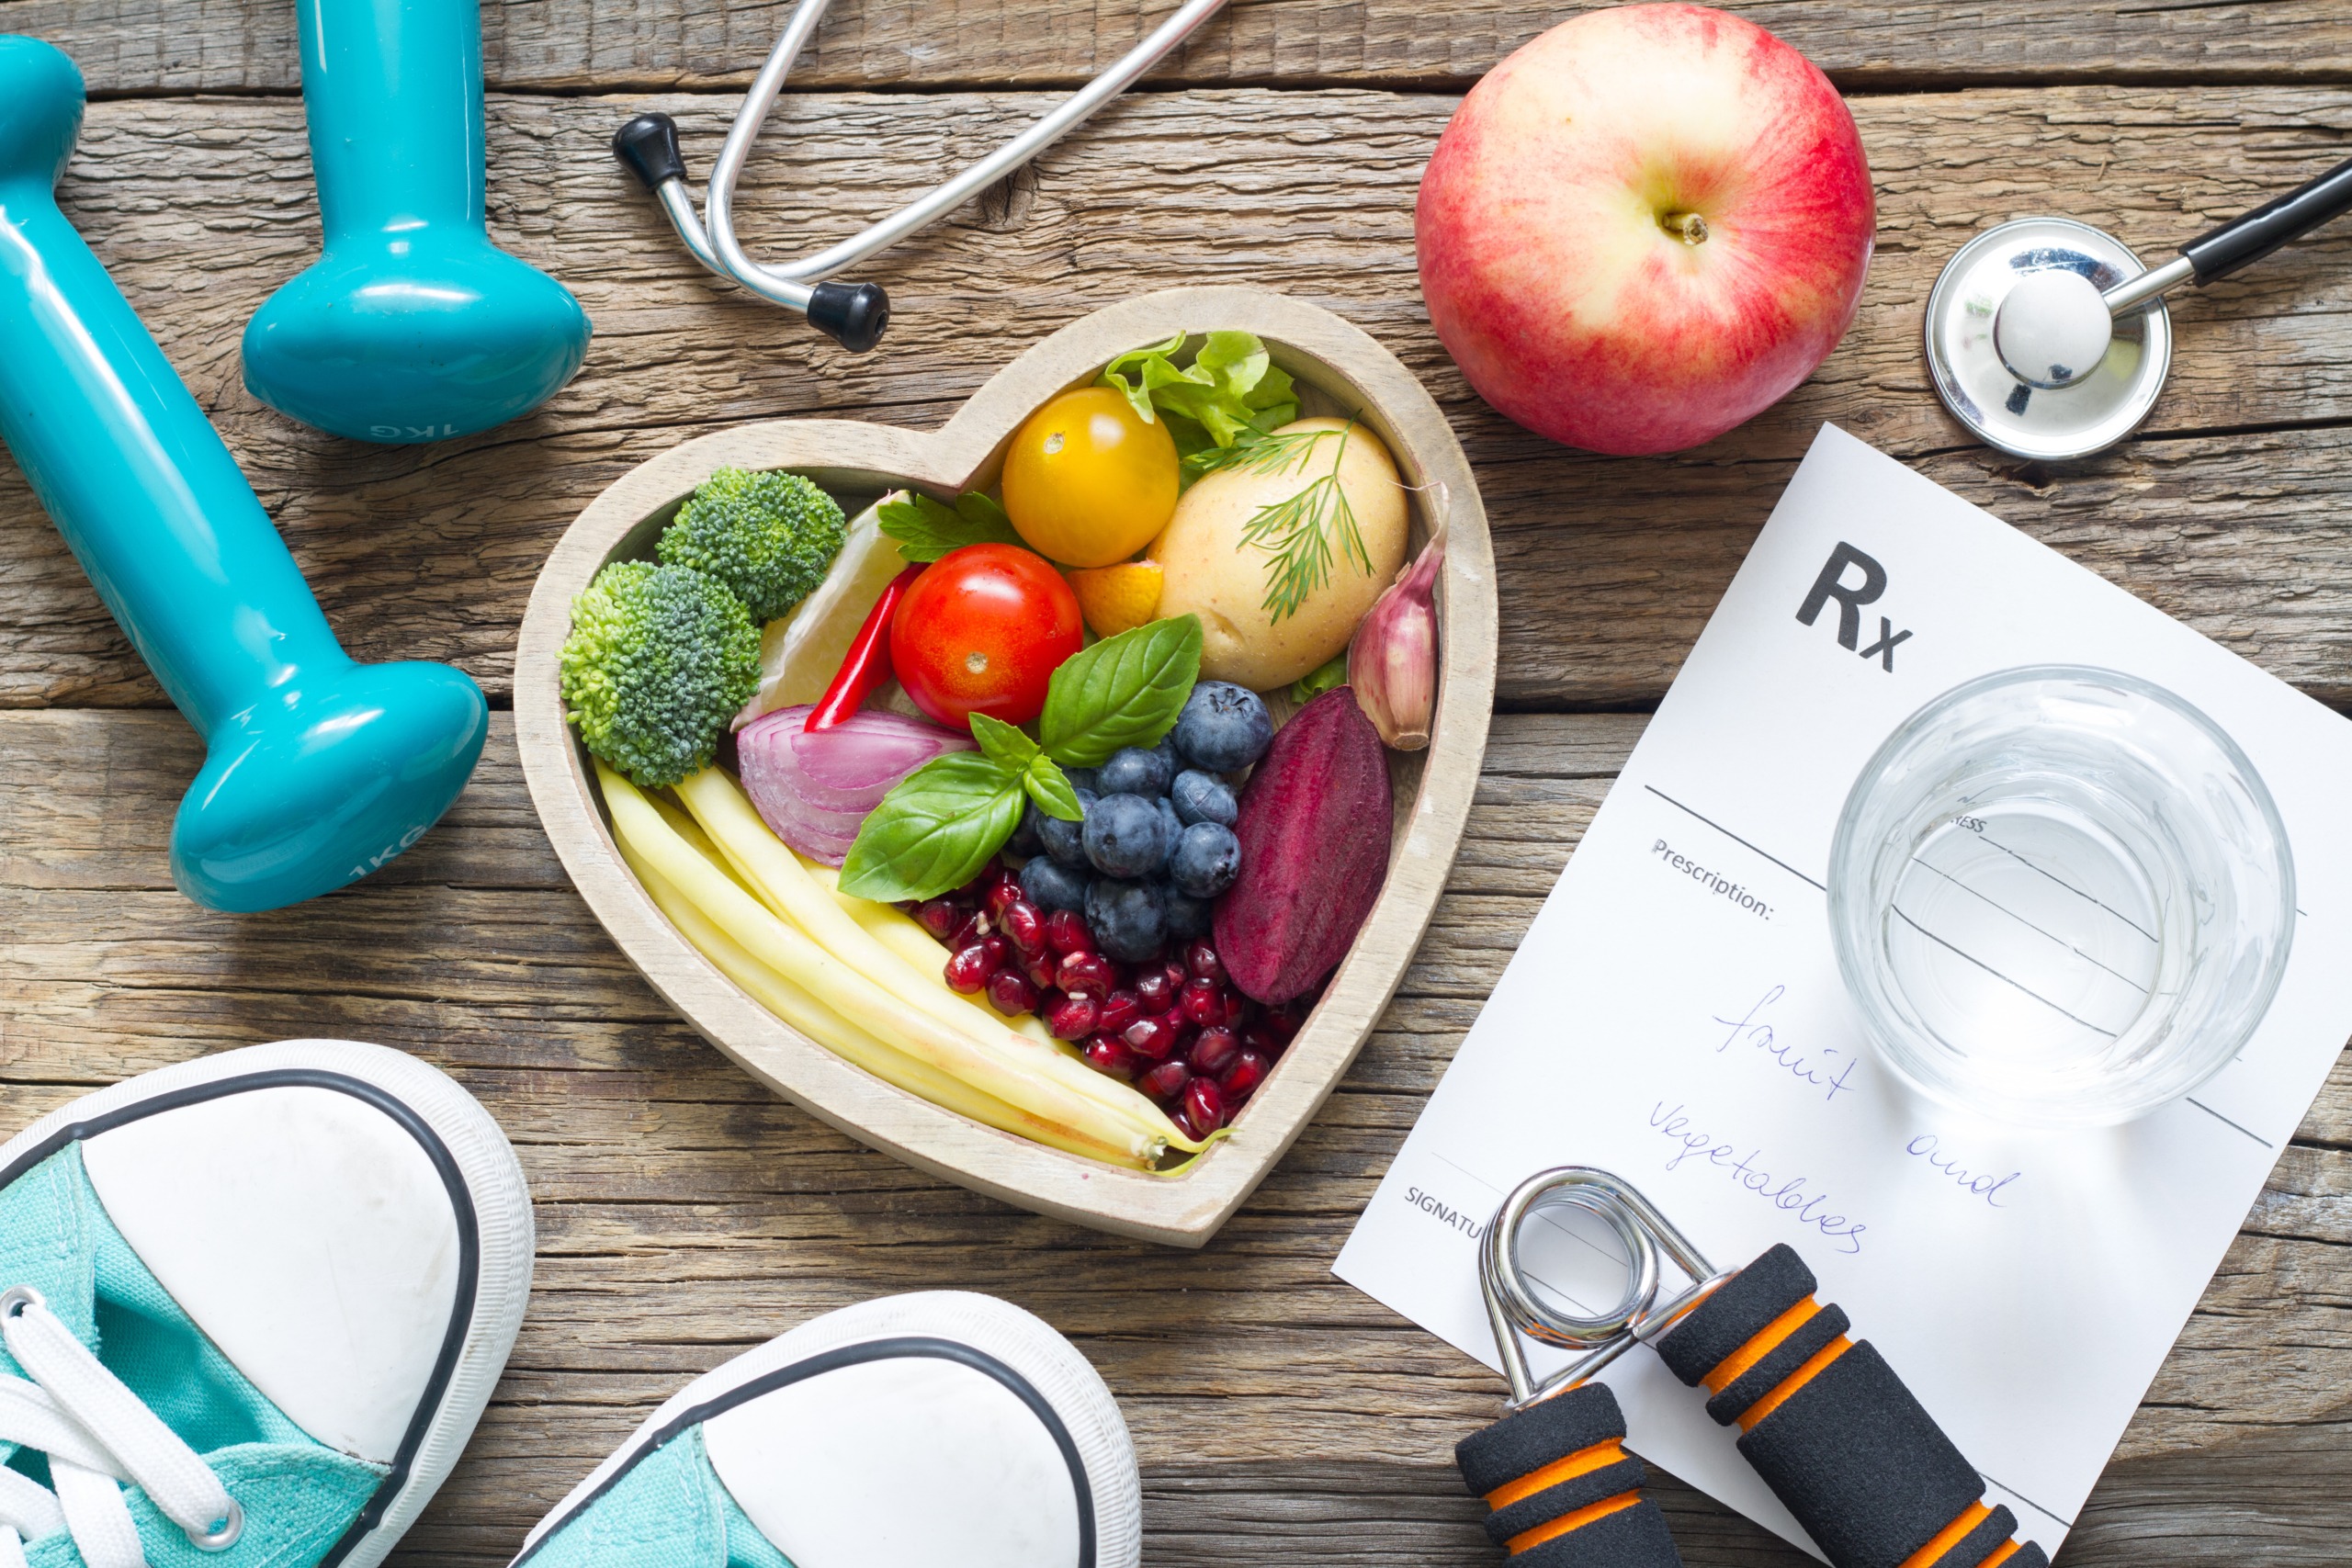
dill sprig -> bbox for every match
[1204,425,1373,622]
[1185,425,1323,480]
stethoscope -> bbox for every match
[1927,153,2352,461]
[610,0,1230,354]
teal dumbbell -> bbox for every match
[0,37,487,909]
[242,0,591,442]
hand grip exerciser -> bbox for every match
[242,0,590,443]
[0,37,489,910]
[1461,1168,2048,1568]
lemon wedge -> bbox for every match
[734,497,909,728]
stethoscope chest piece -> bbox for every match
[1926,217,2172,462]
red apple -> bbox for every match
[1416,5,1874,457]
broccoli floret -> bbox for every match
[560,560,760,788]
[658,468,847,623]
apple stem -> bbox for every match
[1659,209,1710,245]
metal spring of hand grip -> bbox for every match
[1478,1166,1735,1408]
[1471,1168,2052,1568]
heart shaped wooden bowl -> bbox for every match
[515,286,1496,1246]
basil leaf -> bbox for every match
[968,712,1038,770]
[1037,615,1203,767]
[1023,755,1083,821]
[838,751,1024,902]
[876,489,1024,562]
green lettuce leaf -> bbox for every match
[1098,331,1299,457]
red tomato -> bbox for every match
[889,544,1083,728]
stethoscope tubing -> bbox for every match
[621,0,1231,341]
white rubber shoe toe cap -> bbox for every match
[0,1039,535,1568]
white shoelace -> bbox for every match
[0,1287,239,1568]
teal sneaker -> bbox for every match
[0,1039,535,1568]
[512,1292,1141,1568]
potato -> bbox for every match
[1153,418,1408,690]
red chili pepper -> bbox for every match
[805,564,926,732]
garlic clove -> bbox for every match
[1347,520,1444,750]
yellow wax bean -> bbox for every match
[619,839,1141,1167]
[673,768,1191,1147]
[799,856,1058,1040]
[603,764,1162,1163]
[646,792,741,883]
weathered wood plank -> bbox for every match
[6,87,2352,714]
[4,708,2348,1566]
[18,0,2352,96]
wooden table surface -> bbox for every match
[5,3,2351,1562]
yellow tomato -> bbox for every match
[1001,388,1180,568]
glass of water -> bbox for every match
[1828,666,2294,1126]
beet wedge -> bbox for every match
[1215,686,1392,1003]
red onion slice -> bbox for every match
[736,705,973,865]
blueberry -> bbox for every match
[1162,887,1211,940]
[1020,854,1090,913]
[1170,821,1241,898]
[1010,801,1046,857]
[1083,792,1170,879]
[1157,795,1182,851]
[1097,743,1175,797]
[1086,877,1167,962]
[1039,788,1094,866]
[1170,769,1238,827]
[1174,682,1273,772]
[1062,765,1100,795]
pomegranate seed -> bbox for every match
[1023,953,1059,991]
[1185,941,1226,986]
[943,945,994,994]
[1057,951,1117,998]
[984,880,1023,921]
[1136,970,1177,1015]
[1265,1001,1306,1043]
[988,969,1039,1016]
[1180,978,1228,1028]
[952,870,994,905]
[1123,1014,1182,1061]
[1219,1048,1271,1102]
[1189,1025,1240,1077]
[978,934,1011,972]
[1240,1023,1283,1060]
[1081,1036,1139,1080]
[1183,1077,1227,1134]
[1046,992,1101,1042]
[1137,1059,1192,1104]
[1097,989,1143,1037]
[949,912,989,950]
[915,898,961,940]
[1001,899,1046,957]
[1045,908,1094,954]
